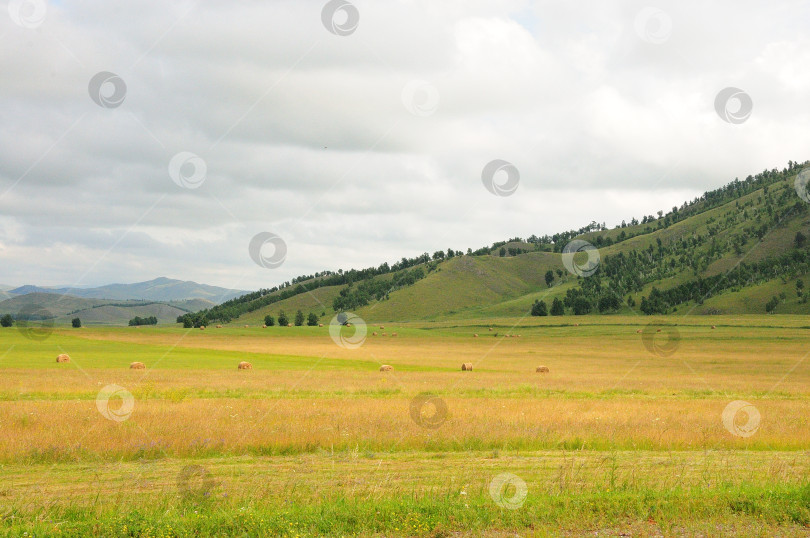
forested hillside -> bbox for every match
[181,161,810,326]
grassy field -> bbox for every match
[0,316,808,536]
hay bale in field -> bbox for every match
[238,361,252,370]
[536,366,549,373]
[473,333,478,337]
[216,325,223,329]
[381,332,387,336]
[379,364,393,372]
[711,325,716,329]
[461,363,473,371]
[574,323,579,327]
[130,362,145,369]
[391,332,397,337]
[636,329,642,333]
[262,324,267,328]
[200,326,205,330]
[319,323,324,327]
[488,327,493,331]
[656,328,662,333]
[56,354,70,363]
[372,332,378,336]
[287,323,293,327]
[244,325,249,328]
[379,325,385,329]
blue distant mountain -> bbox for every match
[7,277,246,304]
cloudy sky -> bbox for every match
[1,0,808,290]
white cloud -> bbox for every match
[0,0,808,288]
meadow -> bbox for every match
[0,315,808,536]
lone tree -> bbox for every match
[278,311,289,326]
[294,310,305,326]
[307,312,319,326]
[531,300,548,316]
[550,297,565,316]
[545,270,554,287]
[72,317,82,328]
[264,314,275,326]
[0,314,12,327]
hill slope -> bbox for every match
[0,292,215,326]
[183,162,810,325]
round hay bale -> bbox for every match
[656,328,662,333]
[372,332,378,336]
[216,324,223,329]
[379,325,385,329]
[262,324,267,328]
[244,325,249,328]
[200,326,205,330]
[461,363,473,371]
[130,361,145,369]
[473,333,478,337]
[56,354,70,363]
[536,366,550,373]
[318,323,324,327]
[711,325,716,329]
[287,323,293,327]
[488,327,493,331]
[238,361,252,370]
[381,332,387,336]
[636,329,642,333]
[379,364,393,372]
[391,332,397,337]
[574,323,579,327]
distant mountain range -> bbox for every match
[0,278,249,326]
[5,277,246,303]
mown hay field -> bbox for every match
[0,315,808,536]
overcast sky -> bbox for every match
[1,0,808,290]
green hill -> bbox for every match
[182,161,810,326]
[0,293,215,326]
